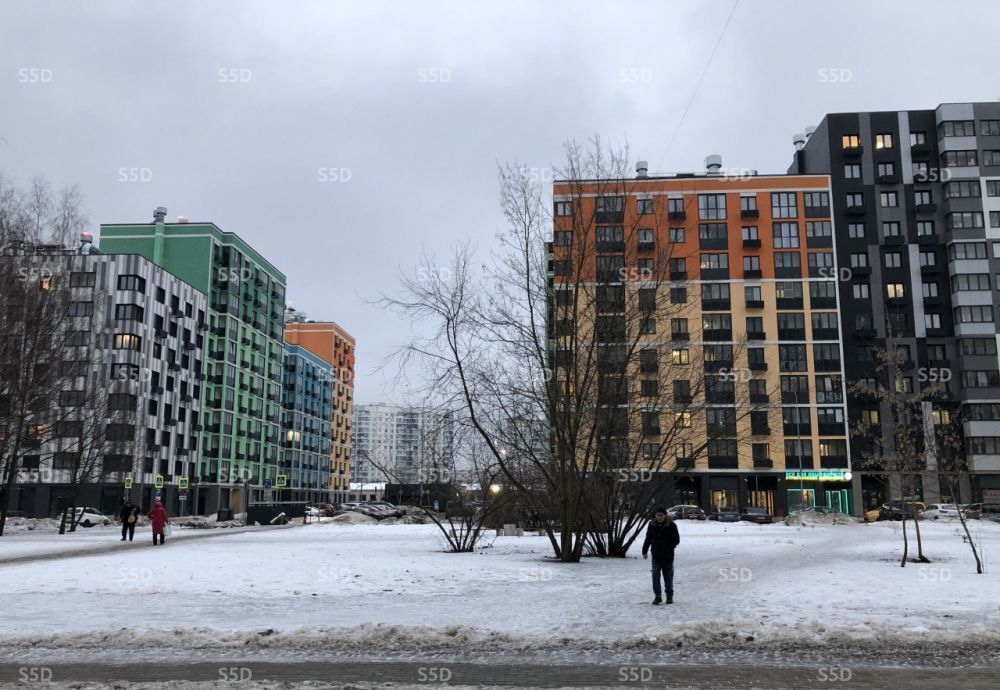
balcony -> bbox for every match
[747,331,766,341]
[749,360,768,371]
[740,208,759,220]
[814,359,842,372]
[750,392,769,404]
[917,234,940,245]
[819,423,845,436]
[670,331,690,342]
[846,205,866,217]
[778,328,806,341]
[742,238,761,249]
[675,457,695,470]
[668,210,686,221]
[916,203,938,215]
[851,265,871,276]
[812,328,839,340]
[877,174,899,185]
[810,296,837,310]
[910,142,931,156]
[669,271,688,281]
[841,145,864,157]
[704,359,734,373]
[746,300,764,310]
[637,241,655,252]
[701,299,731,311]
[883,235,905,246]
[753,457,774,469]
[702,329,732,342]
[920,262,942,274]
[751,422,771,436]
[743,269,762,279]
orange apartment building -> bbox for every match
[550,160,852,516]
[285,320,356,501]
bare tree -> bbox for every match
[931,407,985,574]
[380,139,778,562]
[0,172,88,535]
[850,331,937,565]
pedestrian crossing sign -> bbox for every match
[124,475,133,490]
[276,474,288,488]
[178,476,189,489]
[154,474,164,489]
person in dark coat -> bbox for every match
[641,506,680,604]
[119,500,139,542]
[148,500,169,545]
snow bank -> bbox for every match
[783,512,859,526]
[329,511,377,524]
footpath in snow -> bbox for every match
[1,518,998,659]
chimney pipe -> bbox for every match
[635,160,649,178]
[153,206,167,223]
[793,133,807,150]
[705,154,723,175]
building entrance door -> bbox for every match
[825,489,850,514]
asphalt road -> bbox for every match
[1,659,997,689]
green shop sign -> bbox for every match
[785,471,852,482]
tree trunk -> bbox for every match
[912,513,930,563]
[899,514,909,567]
[955,510,984,574]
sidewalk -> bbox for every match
[0,523,297,567]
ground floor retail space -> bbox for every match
[660,471,854,518]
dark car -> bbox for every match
[709,507,740,522]
[879,501,925,520]
[740,506,773,524]
[667,505,706,520]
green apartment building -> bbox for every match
[100,207,287,513]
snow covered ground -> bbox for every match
[1,519,998,658]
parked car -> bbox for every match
[958,504,982,519]
[879,501,925,520]
[366,501,406,517]
[337,502,386,519]
[666,505,706,520]
[978,502,1000,516]
[304,505,324,518]
[74,508,111,527]
[319,503,337,517]
[709,507,740,522]
[922,503,961,520]
[740,506,773,524]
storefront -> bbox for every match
[784,470,853,514]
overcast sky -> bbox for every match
[2,0,998,403]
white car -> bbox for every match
[74,507,111,527]
[922,503,960,520]
[304,506,324,518]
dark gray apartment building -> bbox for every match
[8,241,208,518]
[790,102,1000,511]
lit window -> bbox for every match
[875,133,893,149]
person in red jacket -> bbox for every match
[148,500,169,545]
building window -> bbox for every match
[852,283,870,299]
[981,120,1000,136]
[910,131,926,145]
[954,305,994,323]
[773,222,799,248]
[938,120,975,138]
[886,283,905,299]
[948,242,987,260]
[70,272,96,288]
[987,181,1000,197]
[847,223,865,239]
[922,281,939,297]
[668,198,684,215]
[671,348,690,365]
[771,192,798,219]
[984,151,1000,167]
[884,252,902,268]
[941,150,978,167]
[946,180,981,198]
[740,195,757,212]
[668,227,685,243]
[882,221,901,237]
[636,197,653,215]
[919,252,936,268]
[595,195,624,214]
[803,192,829,209]
[741,226,758,241]
[924,313,942,329]
[554,231,573,246]
[914,190,933,205]
[699,253,728,270]
[991,211,1000,228]
[67,301,93,317]
[846,193,863,208]
[849,253,868,268]
[916,221,934,237]
[670,287,687,304]
[844,164,861,179]
[877,162,895,177]
[841,134,860,149]
[879,191,898,208]
[114,304,145,322]
[698,194,726,220]
[117,275,147,292]
[875,133,893,149]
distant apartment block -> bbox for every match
[352,404,454,484]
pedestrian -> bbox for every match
[641,506,680,605]
[119,500,139,542]
[148,500,169,545]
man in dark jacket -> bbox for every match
[119,500,139,542]
[641,506,680,604]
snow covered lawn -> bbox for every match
[1,519,998,653]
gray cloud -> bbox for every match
[2,0,998,401]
